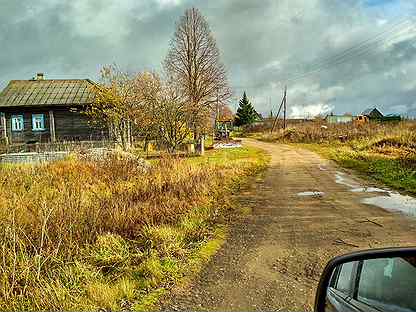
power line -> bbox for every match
[231,16,416,90]
[283,23,416,83]
[287,18,412,75]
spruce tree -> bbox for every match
[234,92,259,126]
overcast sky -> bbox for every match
[1,0,416,117]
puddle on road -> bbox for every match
[297,191,325,197]
[335,171,416,217]
[351,187,388,193]
[319,164,328,171]
[335,171,360,188]
[361,194,416,217]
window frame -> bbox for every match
[31,113,45,131]
[11,114,24,132]
[334,261,359,297]
[327,261,374,312]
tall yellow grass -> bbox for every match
[254,121,416,193]
[258,121,416,148]
[0,148,267,310]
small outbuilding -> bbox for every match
[325,113,354,124]
[0,73,105,144]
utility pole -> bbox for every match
[271,87,287,133]
[302,102,306,122]
[283,85,287,130]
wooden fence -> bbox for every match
[0,140,117,154]
[0,151,70,164]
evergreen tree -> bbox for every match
[234,92,259,126]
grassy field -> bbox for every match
[252,121,416,194]
[0,147,268,311]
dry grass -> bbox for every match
[255,121,416,145]
[0,147,268,310]
[252,120,416,193]
[254,121,416,162]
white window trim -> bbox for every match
[11,115,24,132]
[32,114,45,131]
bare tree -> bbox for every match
[87,68,192,153]
[157,90,191,153]
[164,7,231,139]
[132,72,192,153]
[130,71,163,144]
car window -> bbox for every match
[357,257,416,311]
[335,262,355,294]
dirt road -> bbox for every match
[162,139,416,311]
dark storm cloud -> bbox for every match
[0,1,182,82]
[1,0,416,116]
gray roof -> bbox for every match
[361,108,373,115]
[0,79,96,108]
[361,107,383,116]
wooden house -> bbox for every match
[0,73,106,144]
[361,108,384,120]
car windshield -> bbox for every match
[1,1,416,311]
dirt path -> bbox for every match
[161,139,416,311]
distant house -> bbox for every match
[383,113,402,122]
[325,113,354,124]
[361,108,384,119]
[0,73,105,144]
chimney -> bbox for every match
[36,73,44,80]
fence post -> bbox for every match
[0,113,8,144]
[49,110,56,143]
[199,136,205,155]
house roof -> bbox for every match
[325,114,354,121]
[325,114,353,118]
[0,79,96,108]
[361,107,383,116]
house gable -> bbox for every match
[362,108,383,119]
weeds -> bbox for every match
[0,147,268,310]
[253,120,416,193]
[254,121,415,145]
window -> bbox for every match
[335,262,355,294]
[11,115,24,131]
[357,257,416,311]
[32,114,45,131]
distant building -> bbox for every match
[361,108,384,119]
[325,113,354,124]
[383,113,402,122]
[0,73,105,144]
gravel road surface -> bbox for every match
[161,139,416,311]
